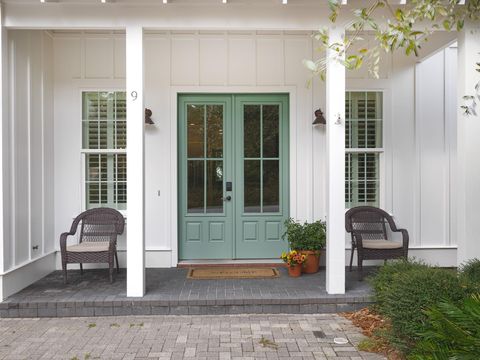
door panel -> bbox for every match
[234,95,289,258]
[178,94,288,260]
[179,96,233,259]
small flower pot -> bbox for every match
[299,250,320,274]
[288,264,302,277]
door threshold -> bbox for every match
[178,259,285,268]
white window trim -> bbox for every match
[344,89,386,210]
[80,89,127,215]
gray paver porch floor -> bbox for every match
[1,267,375,318]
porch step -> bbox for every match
[0,268,374,318]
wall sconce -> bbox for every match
[312,109,326,125]
[145,108,154,125]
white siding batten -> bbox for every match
[456,22,480,266]
[126,26,145,297]
[325,26,346,294]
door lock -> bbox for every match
[222,195,232,202]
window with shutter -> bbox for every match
[345,91,383,208]
[82,91,127,210]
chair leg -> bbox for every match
[109,260,114,283]
[349,246,355,272]
[357,255,363,281]
[62,262,67,284]
[80,263,83,275]
[115,251,120,273]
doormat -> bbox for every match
[187,267,280,279]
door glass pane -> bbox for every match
[263,105,279,158]
[188,160,204,213]
[244,105,261,158]
[263,160,279,212]
[206,160,223,213]
[206,105,223,158]
[187,105,205,158]
[244,160,261,213]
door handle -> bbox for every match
[222,195,232,202]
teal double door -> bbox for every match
[178,94,289,260]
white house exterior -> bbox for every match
[0,0,479,300]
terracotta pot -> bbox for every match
[299,250,320,274]
[288,264,302,277]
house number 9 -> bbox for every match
[131,91,138,101]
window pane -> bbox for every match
[99,92,114,120]
[116,121,127,149]
[345,153,379,208]
[345,91,383,149]
[263,105,279,158]
[244,105,261,158]
[187,104,205,158]
[206,160,223,213]
[115,92,126,120]
[85,154,126,210]
[263,160,279,213]
[244,160,261,213]
[187,160,204,213]
[83,92,99,120]
[206,105,223,158]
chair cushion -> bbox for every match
[67,241,110,253]
[362,240,403,249]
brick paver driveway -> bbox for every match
[0,314,385,360]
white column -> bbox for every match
[325,26,346,294]
[126,26,145,297]
[456,22,480,266]
[0,3,6,276]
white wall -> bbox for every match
[51,30,459,268]
[415,46,458,248]
[0,29,55,299]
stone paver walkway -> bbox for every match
[0,314,385,360]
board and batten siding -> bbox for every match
[45,31,458,268]
[1,30,55,286]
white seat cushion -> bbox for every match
[67,241,110,253]
[362,240,402,249]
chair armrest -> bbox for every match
[108,234,117,252]
[60,232,75,253]
[353,234,363,249]
[393,228,409,249]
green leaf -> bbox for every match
[303,60,317,72]
[395,8,404,21]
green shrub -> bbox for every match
[409,295,480,360]
[370,260,468,353]
[281,218,326,251]
[369,259,429,311]
[460,258,480,289]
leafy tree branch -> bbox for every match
[306,0,480,115]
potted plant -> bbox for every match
[280,250,307,277]
[282,218,326,274]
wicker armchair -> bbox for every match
[345,206,409,279]
[60,208,125,284]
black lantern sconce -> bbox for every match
[312,108,326,125]
[145,108,154,125]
